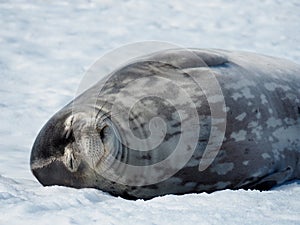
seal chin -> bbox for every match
[31,158,86,188]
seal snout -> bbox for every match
[30,110,116,188]
[30,112,79,187]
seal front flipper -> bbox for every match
[245,167,294,191]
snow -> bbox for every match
[0,0,300,224]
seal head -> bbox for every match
[30,105,124,195]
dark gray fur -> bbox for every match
[30,49,300,199]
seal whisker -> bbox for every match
[95,100,108,120]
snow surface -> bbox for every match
[0,0,300,224]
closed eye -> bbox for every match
[65,124,74,142]
[65,128,73,140]
[64,115,74,141]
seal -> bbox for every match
[30,49,300,199]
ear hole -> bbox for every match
[99,125,109,140]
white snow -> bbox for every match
[0,0,300,224]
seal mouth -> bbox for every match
[31,156,94,188]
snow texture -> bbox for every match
[0,0,300,224]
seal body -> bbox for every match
[30,49,300,199]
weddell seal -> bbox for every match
[30,46,300,200]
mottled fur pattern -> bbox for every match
[31,49,300,199]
